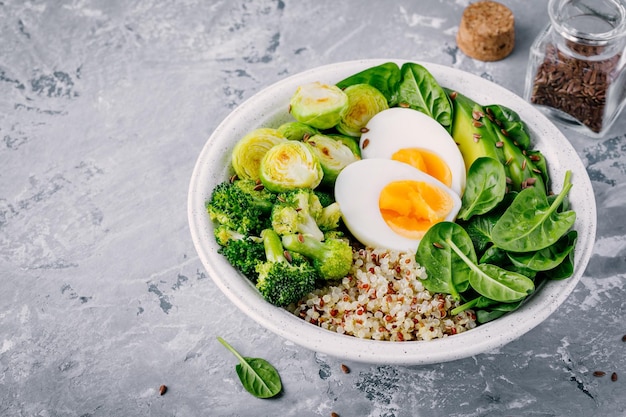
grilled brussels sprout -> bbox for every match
[336,84,388,137]
[231,128,286,180]
[289,82,348,130]
[259,140,323,192]
[304,134,361,187]
[277,121,319,141]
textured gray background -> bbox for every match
[1,1,625,416]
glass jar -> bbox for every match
[524,0,626,137]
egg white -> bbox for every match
[334,158,462,252]
[360,107,466,197]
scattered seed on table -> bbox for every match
[331,412,340,417]
[159,385,168,395]
[622,334,626,342]
[593,371,606,377]
[612,372,618,382]
[341,364,350,374]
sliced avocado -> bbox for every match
[449,91,503,172]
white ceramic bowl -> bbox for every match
[188,59,597,365]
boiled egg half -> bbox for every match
[335,159,462,252]
[334,107,465,252]
[360,107,466,196]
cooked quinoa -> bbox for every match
[291,247,477,341]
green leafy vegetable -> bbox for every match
[443,229,535,302]
[491,171,576,252]
[507,230,578,272]
[397,62,453,132]
[217,336,282,399]
[416,222,476,300]
[458,157,507,221]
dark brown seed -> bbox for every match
[229,174,238,183]
[449,91,458,100]
[505,157,513,166]
[298,234,305,243]
[283,250,292,263]
[253,183,265,191]
[433,242,444,249]
[331,413,340,417]
[362,138,370,149]
[159,385,168,395]
[611,372,618,382]
[303,133,311,141]
[360,127,370,133]
[472,120,483,128]
[529,154,541,162]
[341,364,350,374]
[622,334,626,342]
[593,371,606,377]
[500,128,509,137]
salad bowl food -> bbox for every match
[188,59,596,365]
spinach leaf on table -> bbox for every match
[491,171,576,252]
[217,336,282,399]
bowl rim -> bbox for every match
[188,59,597,365]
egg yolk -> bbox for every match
[391,148,453,189]
[379,180,455,239]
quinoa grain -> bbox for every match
[291,248,476,341]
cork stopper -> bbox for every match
[457,1,515,61]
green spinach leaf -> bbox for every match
[217,336,282,399]
[491,171,576,252]
[476,300,523,323]
[445,234,535,302]
[458,157,507,221]
[396,62,453,132]
[416,222,474,300]
[507,230,578,272]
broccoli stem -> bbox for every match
[261,229,287,263]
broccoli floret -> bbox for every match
[314,189,336,207]
[207,179,276,235]
[281,233,353,280]
[270,188,325,241]
[255,229,318,307]
[215,225,264,281]
[316,202,342,231]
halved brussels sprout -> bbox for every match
[327,133,361,158]
[336,84,389,137]
[277,121,319,141]
[289,82,348,130]
[259,141,323,192]
[231,128,286,180]
[304,134,361,188]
